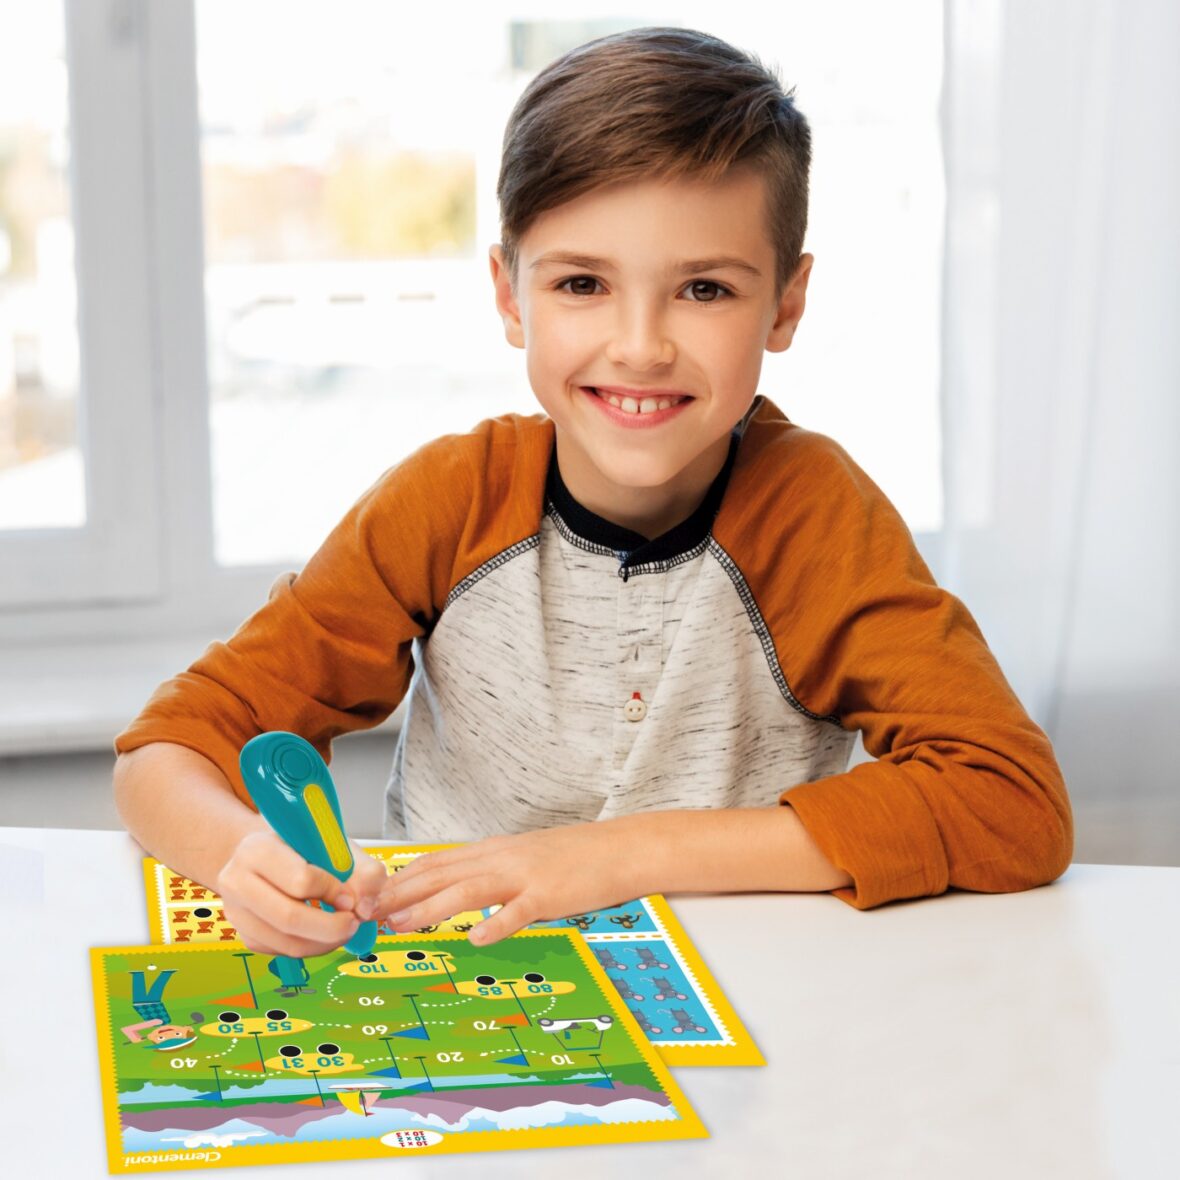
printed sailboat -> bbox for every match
[331,1081,386,1116]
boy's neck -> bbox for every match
[552,429,734,542]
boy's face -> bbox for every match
[490,166,811,535]
[148,1023,194,1045]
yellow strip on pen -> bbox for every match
[302,783,354,873]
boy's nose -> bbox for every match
[604,305,675,371]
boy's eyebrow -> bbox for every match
[530,251,763,278]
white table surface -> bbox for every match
[0,827,1176,1179]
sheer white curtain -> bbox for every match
[941,0,1180,833]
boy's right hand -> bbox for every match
[215,830,386,958]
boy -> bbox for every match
[120,969,197,1050]
[114,27,1073,956]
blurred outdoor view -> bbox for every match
[196,2,547,564]
[1,1,943,566]
[0,4,82,530]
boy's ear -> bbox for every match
[766,253,814,353]
[489,245,526,349]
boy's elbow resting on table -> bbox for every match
[785,739,1077,909]
[942,759,1075,897]
[953,805,1074,896]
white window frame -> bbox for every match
[1,1,286,633]
[1,2,287,754]
[1,0,164,608]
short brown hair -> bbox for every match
[497,26,811,295]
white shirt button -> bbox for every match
[623,692,647,721]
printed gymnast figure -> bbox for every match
[120,968,198,1050]
[267,955,316,997]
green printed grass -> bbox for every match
[101,933,662,1104]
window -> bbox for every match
[195,1,536,565]
[0,5,81,530]
[0,0,161,610]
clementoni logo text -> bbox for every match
[123,1150,222,1165]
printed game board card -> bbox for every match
[144,845,764,1067]
[91,931,706,1172]
[532,893,764,1066]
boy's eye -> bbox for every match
[554,276,731,301]
[557,275,603,297]
[682,280,730,303]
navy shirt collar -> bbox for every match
[544,428,741,571]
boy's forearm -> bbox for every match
[113,742,267,889]
[615,805,853,898]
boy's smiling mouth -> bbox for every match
[582,385,693,416]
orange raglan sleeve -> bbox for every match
[722,413,1073,909]
[113,433,477,807]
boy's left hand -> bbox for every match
[374,822,644,946]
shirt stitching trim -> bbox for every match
[707,538,843,726]
[545,503,615,557]
[444,535,541,611]
[545,505,710,575]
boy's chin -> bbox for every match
[579,447,683,486]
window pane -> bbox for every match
[0,3,83,530]
[197,1,537,567]
[198,2,943,566]
[756,4,946,533]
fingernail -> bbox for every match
[469,925,488,945]
[387,910,410,928]
[357,896,376,920]
[337,892,355,911]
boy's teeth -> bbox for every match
[595,389,683,414]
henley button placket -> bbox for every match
[612,567,663,772]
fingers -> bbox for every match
[384,874,502,933]
[378,860,483,917]
[231,866,360,945]
[240,832,358,910]
[217,831,363,955]
[229,904,352,959]
[374,838,540,937]
[385,843,486,886]
[469,900,533,946]
[377,842,506,912]
[345,846,390,920]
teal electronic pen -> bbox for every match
[239,731,379,958]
